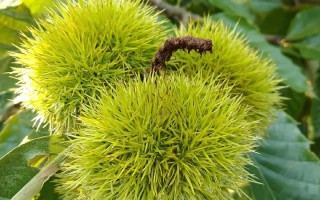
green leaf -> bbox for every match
[0,91,14,122]
[181,0,215,15]
[0,4,33,37]
[0,111,49,158]
[208,0,254,23]
[0,135,66,199]
[0,4,34,25]
[0,4,34,45]
[280,45,302,58]
[0,45,17,70]
[281,88,306,120]
[237,112,320,200]
[37,176,62,200]
[0,74,17,93]
[0,25,21,44]
[290,35,320,61]
[0,46,19,94]
[311,68,320,138]
[0,51,18,94]
[312,97,320,139]
[259,8,295,35]
[286,7,320,40]
[249,0,282,13]
[11,150,66,200]
[21,0,54,17]
[211,13,309,93]
[0,4,33,93]
[0,136,50,199]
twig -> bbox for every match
[149,1,286,49]
[265,35,283,46]
[151,36,212,73]
[148,0,202,28]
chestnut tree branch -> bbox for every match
[148,0,202,27]
[265,35,283,46]
[149,0,285,48]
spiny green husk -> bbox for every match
[167,18,282,131]
[12,0,167,133]
[56,75,257,200]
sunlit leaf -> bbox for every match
[0,4,34,26]
[0,0,21,9]
[0,4,34,45]
[0,25,21,44]
[21,0,54,17]
[0,111,49,158]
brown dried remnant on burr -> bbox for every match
[151,36,212,73]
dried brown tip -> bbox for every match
[151,36,212,74]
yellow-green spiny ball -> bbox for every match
[12,0,167,133]
[167,18,282,131]
[56,75,256,200]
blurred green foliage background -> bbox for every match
[0,0,320,199]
